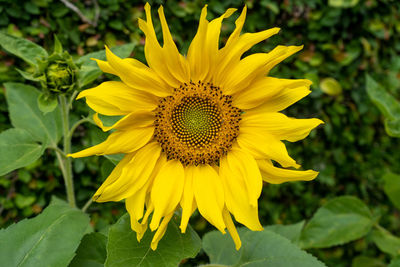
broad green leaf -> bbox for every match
[382,172,400,209]
[105,213,201,267]
[351,256,386,267]
[371,225,400,257]
[389,258,400,267]
[320,77,342,96]
[299,196,373,249]
[203,228,326,267]
[202,228,246,266]
[0,198,90,267]
[0,128,45,176]
[0,32,48,65]
[366,74,400,137]
[76,43,135,88]
[265,220,305,244]
[69,232,107,267]
[4,82,62,146]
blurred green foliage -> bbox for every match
[1,0,400,266]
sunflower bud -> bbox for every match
[45,61,75,93]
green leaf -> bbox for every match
[14,194,36,209]
[328,0,359,8]
[202,228,245,266]
[320,77,342,96]
[37,93,58,114]
[4,82,62,146]
[382,172,400,209]
[53,35,63,55]
[366,74,400,137]
[69,232,107,267]
[105,213,201,267]
[76,43,135,88]
[299,196,373,249]
[351,256,386,267]
[203,228,326,267]
[371,225,400,257]
[0,128,45,176]
[0,198,90,267]
[0,32,48,65]
[389,257,400,267]
[265,220,305,244]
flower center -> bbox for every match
[171,96,221,147]
[154,81,241,166]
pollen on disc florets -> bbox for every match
[154,81,242,166]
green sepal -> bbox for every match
[37,92,58,114]
[53,34,63,55]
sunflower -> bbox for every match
[70,3,323,250]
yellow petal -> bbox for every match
[215,28,280,85]
[105,46,172,97]
[237,130,300,168]
[222,207,242,250]
[248,85,311,113]
[232,78,312,110]
[68,126,154,158]
[187,5,209,82]
[224,6,247,47]
[90,153,135,201]
[138,4,181,87]
[93,141,161,202]
[221,46,303,95]
[180,165,195,233]
[241,112,324,142]
[92,58,119,76]
[151,211,174,250]
[93,111,154,132]
[219,151,263,231]
[158,6,190,83]
[77,81,158,116]
[193,165,226,233]
[150,160,184,231]
[204,8,236,80]
[257,159,319,184]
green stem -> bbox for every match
[68,117,90,141]
[81,198,93,212]
[49,146,67,157]
[59,95,76,207]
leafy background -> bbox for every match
[0,0,400,266]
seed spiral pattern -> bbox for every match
[154,81,241,166]
[171,97,221,147]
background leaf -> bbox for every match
[366,74,400,138]
[4,82,62,146]
[0,198,90,267]
[265,220,305,244]
[382,172,400,210]
[69,232,107,267]
[0,32,48,65]
[371,226,400,257]
[299,196,373,249]
[203,228,326,267]
[105,213,201,267]
[351,256,386,267]
[389,258,400,267]
[0,128,45,176]
[76,43,135,88]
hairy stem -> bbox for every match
[59,95,76,207]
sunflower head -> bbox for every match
[70,3,323,250]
